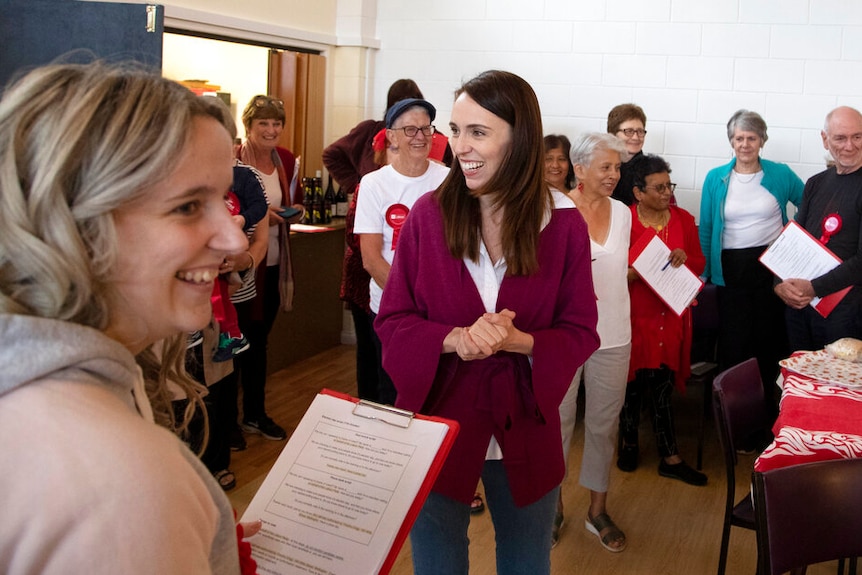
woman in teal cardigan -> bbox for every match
[699,109,803,415]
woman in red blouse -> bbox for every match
[618,154,708,486]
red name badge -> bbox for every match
[386,203,410,250]
[820,213,842,245]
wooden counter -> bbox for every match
[267,219,346,374]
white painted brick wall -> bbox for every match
[370,0,862,219]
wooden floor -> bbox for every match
[227,344,839,575]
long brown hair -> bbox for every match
[435,70,548,276]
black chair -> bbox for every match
[688,282,720,470]
[712,357,772,575]
[753,458,862,575]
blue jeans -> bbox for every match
[410,460,558,575]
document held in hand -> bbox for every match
[630,228,704,316]
[240,390,459,575]
[758,221,851,318]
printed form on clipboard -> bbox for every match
[240,390,458,575]
[758,221,851,318]
[630,228,704,317]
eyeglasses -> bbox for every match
[391,125,435,138]
[643,183,676,194]
[253,96,284,109]
[618,128,647,138]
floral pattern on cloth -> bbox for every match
[754,364,862,472]
[779,349,862,388]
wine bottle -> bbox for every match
[302,177,314,224]
[334,181,349,217]
[312,171,323,224]
[323,174,335,223]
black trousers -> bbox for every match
[718,247,788,413]
[183,346,235,473]
[349,302,381,401]
[619,366,678,459]
[785,288,862,352]
[369,311,397,406]
[233,265,281,422]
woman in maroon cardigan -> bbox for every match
[374,70,599,575]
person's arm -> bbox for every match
[682,209,706,276]
[322,120,377,192]
[232,165,268,231]
[359,233,390,289]
[698,174,716,281]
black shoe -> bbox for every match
[658,459,707,486]
[616,444,639,472]
[241,416,287,441]
[229,426,247,451]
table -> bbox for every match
[754,356,862,472]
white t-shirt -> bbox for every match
[259,168,282,267]
[722,170,783,249]
[354,162,450,313]
[589,198,632,349]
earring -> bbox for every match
[577,182,584,192]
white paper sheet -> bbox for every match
[759,221,841,310]
[631,234,703,316]
[240,393,450,575]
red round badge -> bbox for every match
[386,203,410,251]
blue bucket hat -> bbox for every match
[385,98,436,128]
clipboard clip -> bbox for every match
[352,399,415,429]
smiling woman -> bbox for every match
[699,109,804,415]
[0,62,249,574]
[374,70,599,575]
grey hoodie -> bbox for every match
[0,313,239,574]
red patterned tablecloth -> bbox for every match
[754,358,862,472]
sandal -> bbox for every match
[470,492,485,515]
[585,512,627,553]
[214,469,236,491]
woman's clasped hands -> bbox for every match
[452,309,533,361]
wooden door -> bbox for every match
[268,49,326,186]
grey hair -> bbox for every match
[726,109,768,144]
[570,132,629,168]
[0,62,215,436]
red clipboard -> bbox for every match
[319,389,459,575]
[758,221,852,318]
[242,389,459,575]
[629,228,704,317]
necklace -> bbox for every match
[636,204,669,231]
[732,169,761,184]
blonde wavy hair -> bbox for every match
[0,62,215,436]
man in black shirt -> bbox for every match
[775,106,862,350]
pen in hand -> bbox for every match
[661,260,671,271]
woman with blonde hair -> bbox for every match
[0,63,250,573]
[230,94,304,443]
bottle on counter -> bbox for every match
[323,174,335,223]
[302,177,314,224]
[312,171,324,225]
[334,181,349,217]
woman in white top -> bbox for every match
[557,132,632,552]
[699,110,803,415]
[354,98,450,404]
